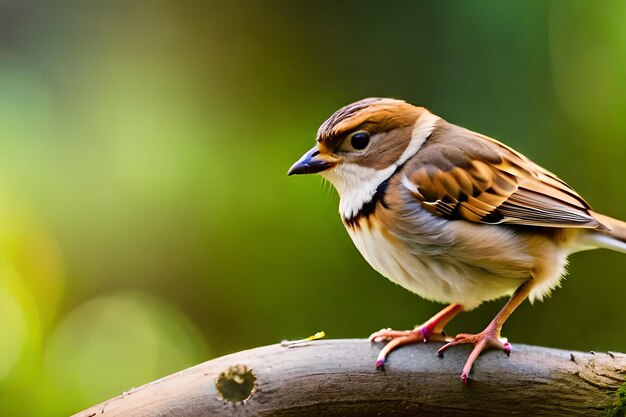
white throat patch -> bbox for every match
[322,111,440,219]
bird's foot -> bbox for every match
[369,323,448,368]
[437,321,511,384]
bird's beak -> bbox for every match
[288,146,337,176]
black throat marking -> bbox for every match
[343,178,391,228]
[342,156,414,228]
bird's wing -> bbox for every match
[403,123,603,229]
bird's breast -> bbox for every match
[345,216,417,289]
[343,211,530,309]
[344,214,455,302]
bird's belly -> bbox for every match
[346,221,524,309]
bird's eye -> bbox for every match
[350,131,370,150]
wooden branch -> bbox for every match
[73,339,626,417]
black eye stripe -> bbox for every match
[351,132,370,150]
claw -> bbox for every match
[504,342,511,357]
[461,373,469,385]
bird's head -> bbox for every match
[288,97,438,218]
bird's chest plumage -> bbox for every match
[345,213,459,304]
[346,217,421,291]
[343,205,531,309]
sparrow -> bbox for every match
[288,97,626,383]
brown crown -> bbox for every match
[316,98,423,152]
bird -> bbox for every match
[287,97,626,383]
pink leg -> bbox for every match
[437,281,533,384]
[369,303,463,367]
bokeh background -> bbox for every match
[0,1,625,415]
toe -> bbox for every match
[369,328,414,342]
[437,341,453,355]
[437,333,475,355]
[373,332,426,368]
[368,328,390,341]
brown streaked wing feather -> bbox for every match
[405,122,603,229]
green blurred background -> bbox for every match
[0,1,625,415]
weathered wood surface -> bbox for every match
[73,339,626,417]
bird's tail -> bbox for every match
[581,212,626,254]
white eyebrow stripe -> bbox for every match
[396,111,440,167]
